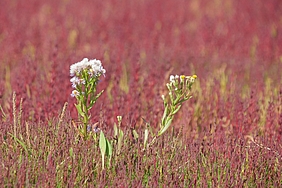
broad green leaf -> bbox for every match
[99,131,106,169]
[99,131,112,169]
[106,138,112,157]
[99,131,107,154]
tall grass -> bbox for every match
[1,106,281,186]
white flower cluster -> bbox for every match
[70,58,106,97]
[70,58,106,76]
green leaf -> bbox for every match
[117,130,124,155]
[113,123,118,138]
[69,147,74,158]
[173,94,182,105]
[95,89,104,100]
[75,104,84,117]
[158,118,173,136]
[99,131,112,169]
[9,133,32,156]
[99,131,107,169]
[89,90,104,108]
[99,131,107,154]
[106,139,112,157]
[184,95,193,101]
[161,105,169,127]
[105,138,112,167]
[172,105,182,115]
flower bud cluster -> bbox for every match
[168,74,197,94]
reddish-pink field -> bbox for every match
[0,0,282,186]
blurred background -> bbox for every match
[0,0,281,136]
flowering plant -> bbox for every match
[158,74,197,136]
[70,58,106,140]
[145,74,197,149]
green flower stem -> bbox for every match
[75,84,104,140]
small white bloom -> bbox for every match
[170,75,175,83]
[70,77,78,88]
[71,83,76,88]
[71,90,79,97]
[70,76,79,83]
[70,76,85,88]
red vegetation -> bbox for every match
[1,0,281,136]
[0,0,281,185]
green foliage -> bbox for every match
[99,130,112,170]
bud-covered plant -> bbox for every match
[70,58,106,140]
[144,74,197,150]
[158,74,197,136]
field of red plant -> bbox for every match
[0,0,282,187]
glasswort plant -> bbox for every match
[70,58,106,140]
